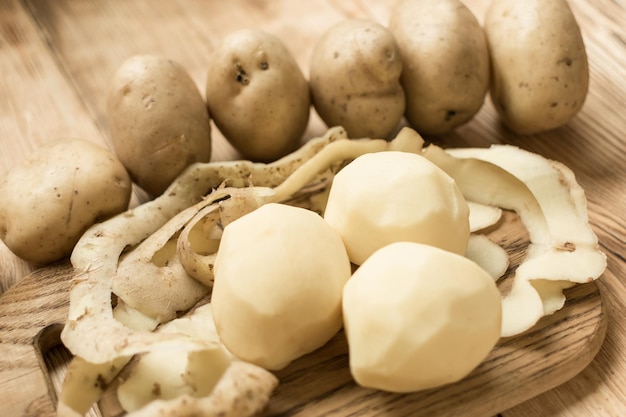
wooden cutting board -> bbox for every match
[0,212,608,417]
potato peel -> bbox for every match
[465,234,509,281]
[123,361,278,417]
[423,145,552,246]
[468,202,502,233]
[117,304,232,412]
[446,145,606,336]
[112,198,212,323]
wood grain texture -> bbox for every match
[0,263,72,417]
[0,0,624,415]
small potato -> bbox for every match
[485,0,589,134]
[107,55,212,196]
[205,29,310,162]
[389,0,490,135]
[310,19,405,139]
[0,139,132,265]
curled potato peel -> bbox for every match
[447,145,606,336]
[123,361,278,417]
[115,304,233,412]
[112,198,212,324]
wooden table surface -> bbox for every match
[0,0,624,416]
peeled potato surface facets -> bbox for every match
[211,203,352,370]
[343,242,502,393]
[324,151,470,265]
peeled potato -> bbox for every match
[343,241,502,393]
[211,203,351,370]
[323,151,470,265]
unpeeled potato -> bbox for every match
[389,0,490,136]
[309,19,405,139]
[205,29,310,162]
[0,139,131,265]
[484,0,589,134]
[107,55,212,197]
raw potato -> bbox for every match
[0,139,131,265]
[206,29,310,162]
[323,151,470,265]
[310,19,405,139]
[485,0,589,134]
[211,203,352,370]
[107,55,212,196]
[389,0,490,135]
[343,242,501,393]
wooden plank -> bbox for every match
[0,263,73,417]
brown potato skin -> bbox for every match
[107,55,212,196]
[205,29,310,162]
[310,19,405,139]
[0,139,132,265]
[389,0,490,136]
[485,0,589,134]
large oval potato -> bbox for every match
[389,0,490,136]
[310,19,405,139]
[0,139,132,265]
[485,0,589,134]
[205,29,310,162]
[107,55,212,196]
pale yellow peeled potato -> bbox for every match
[323,150,470,265]
[211,203,352,370]
[484,0,589,134]
[343,241,501,393]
